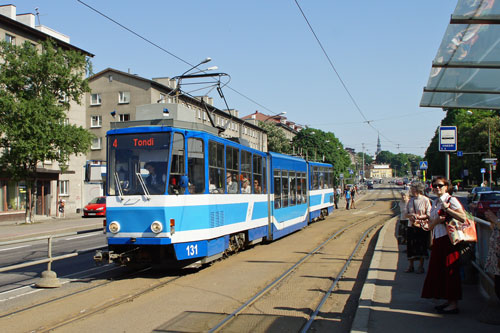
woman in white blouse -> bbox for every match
[421,176,466,314]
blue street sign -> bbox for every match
[439,126,457,152]
[360,170,364,175]
[481,168,486,174]
[457,151,463,157]
[348,169,354,174]
[419,161,428,170]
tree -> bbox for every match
[292,128,351,185]
[424,109,500,185]
[258,121,291,154]
[0,39,93,222]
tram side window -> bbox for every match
[301,173,307,204]
[169,133,185,195]
[319,168,325,189]
[262,157,267,194]
[282,170,289,208]
[253,154,262,194]
[312,167,319,190]
[226,146,239,194]
[274,170,281,209]
[187,138,205,194]
[241,150,252,194]
[289,171,296,206]
[208,141,225,194]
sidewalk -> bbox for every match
[351,217,500,333]
[0,213,103,242]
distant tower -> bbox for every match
[376,134,382,156]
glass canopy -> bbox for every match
[421,0,500,109]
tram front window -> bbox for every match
[108,133,170,196]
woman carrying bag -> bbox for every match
[405,183,431,274]
[421,176,466,314]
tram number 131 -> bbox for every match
[186,244,198,256]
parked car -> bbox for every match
[467,186,492,203]
[367,180,374,189]
[83,196,106,217]
[469,191,500,219]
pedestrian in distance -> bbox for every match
[350,186,356,209]
[405,183,431,274]
[397,191,410,245]
[334,190,339,209]
[422,176,466,314]
[345,186,351,210]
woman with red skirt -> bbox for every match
[421,176,466,314]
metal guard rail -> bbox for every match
[0,229,103,287]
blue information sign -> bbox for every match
[457,151,463,157]
[481,168,486,174]
[439,126,457,152]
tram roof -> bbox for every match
[420,0,500,110]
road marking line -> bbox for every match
[65,232,102,240]
[0,245,30,252]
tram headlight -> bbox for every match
[151,221,163,234]
[109,221,121,233]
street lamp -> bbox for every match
[180,57,212,77]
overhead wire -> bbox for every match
[293,0,398,146]
[76,0,280,117]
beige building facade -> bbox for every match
[0,5,93,221]
[368,164,393,179]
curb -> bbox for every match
[350,216,397,333]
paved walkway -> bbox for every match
[351,217,500,332]
[0,213,103,242]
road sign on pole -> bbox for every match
[439,126,457,152]
[419,161,428,170]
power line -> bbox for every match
[76,0,280,116]
[293,0,397,146]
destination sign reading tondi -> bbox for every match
[110,133,169,149]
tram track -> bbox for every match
[206,186,399,332]
[0,186,400,332]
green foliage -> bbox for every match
[424,109,500,184]
[258,121,291,154]
[357,152,373,165]
[292,128,351,184]
[0,39,93,219]
[376,150,422,177]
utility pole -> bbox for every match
[362,143,365,181]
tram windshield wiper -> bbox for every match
[114,171,124,200]
[135,172,151,200]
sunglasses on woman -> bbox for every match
[433,183,446,188]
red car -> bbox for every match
[469,191,500,219]
[83,196,106,217]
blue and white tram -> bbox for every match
[96,122,334,267]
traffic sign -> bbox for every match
[482,158,497,164]
[481,168,486,174]
[348,169,354,175]
[339,173,344,179]
[439,126,457,152]
[457,151,463,157]
[419,161,428,170]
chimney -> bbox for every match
[0,5,16,19]
[17,13,35,28]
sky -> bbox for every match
[13,1,459,157]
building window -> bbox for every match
[118,91,130,104]
[59,180,69,196]
[119,114,130,122]
[91,93,101,105]
[90,115,102,128]
[203,112,207,121]
[197,110,201,119]
[108,75,113,82]
[5,34,15,44]
[91,137,102,150]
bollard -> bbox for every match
[35,270,61,288]
[34,237,61,288]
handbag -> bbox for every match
[412,199,430,231]
[445,198,477,245]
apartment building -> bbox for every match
[0,5,94,221]
[85,68,268,198]
[242,110,301,144]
